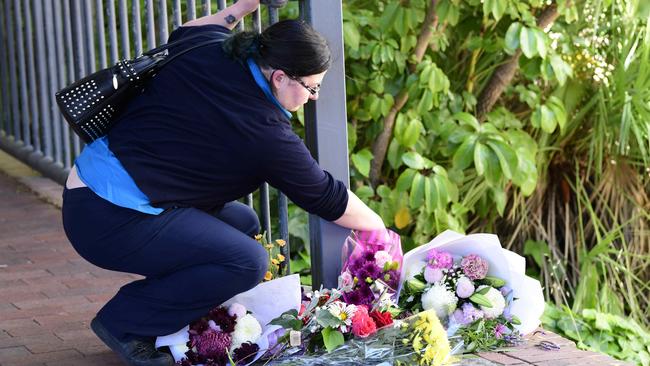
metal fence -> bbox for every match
[0,0,351,288]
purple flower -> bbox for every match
[361,250,376,262]
[460,254,489,280]
[426,249,453,269]
[455,277,475,298]
[353,261,381,282]
[502,305,512,321]
[494,323,508,339]
[383,269,400,289]
[190,328,232,360]
[208,307,237,333]
[232,342,260,364]
[453,303,484,325]
[423,267,444,284]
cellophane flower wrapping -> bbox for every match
[155,274,302,365]
[339,229,403,307]
[398,230,544,336]
[265,309,459,366]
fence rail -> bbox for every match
[0,0,349,288]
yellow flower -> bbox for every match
[276,254,285,262]
[271,259,280,265]
[275,239,286,247]
[264,271,273,281]
[254,234,263,241]
[265,244,274,249]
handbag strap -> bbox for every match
[156,35,228,68]
[143,32,228,58]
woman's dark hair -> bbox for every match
[222,19,331,76]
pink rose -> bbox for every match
[351,306,377,338]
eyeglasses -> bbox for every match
[287,74,321,95]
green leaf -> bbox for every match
[492,187,506,216]
[547,96,567,132]
[315,310,343,329]
[452,135,477,170]
[474,142,489,176]
[540,104,557,133]
[396,168,416,192]
[351,148,374,177]
[402,151,426,169]
[424,176,438,213]
[401,119,423,148]
[409,173,425,208]
[519,26,537,58]
[482,276,506,288]
[387,138,403,169]
[504,22,522,54]
[533,28,547,59]
[342,22,360,50]
[470,293,493,308]
[486,139,518,180]
[484,147,502,186]
[523,240,550,268]
[321,327,344,353]
[491,0,508,20]
[434,175,449,209]
[454,112,480,131]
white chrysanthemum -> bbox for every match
[230,313,262,351]
[421,284,458,320]
[405,260,426,281]
[478,285,506,319]
[328,301,357,332]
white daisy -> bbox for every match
[327,301,357,332]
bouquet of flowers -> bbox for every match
[398,230,545,352]
[156,274,302,365]
[266,290,453,366]
[339,229,403,307]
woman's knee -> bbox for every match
[214,202,260,237]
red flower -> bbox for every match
[351,305,377,338]
[298,303,306,316]
[369,310,393,328]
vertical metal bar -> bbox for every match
[5,0,20,139]
[0,2,9,135]
[132,0,143,55]
[106,0,119,64]
[63,0,78,159]
[44,0,63,164]
[252,8,261,33]
[14,0,31,145]
[158,0,168,44]
[201,0,211,16]
[278,193,291,275]
[246,193,254,208]
[304,1,351,289]
[33,0,53,158]
[299,0,306,20]
[83,1,96,73]
[71,0,85,155]
[187,0,196,20]
[24,0,42,152]
[172,0,182,29]
[145,0,156,48]
[71,0,86,78]
[216,0,226,11]
[118,0,130,58]
[53,0,70,167]
[259,183,272,243]
[268,7,279,25]
[95,0,108,69]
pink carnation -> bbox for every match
[461,254,489,280]
[351,306,377,338]
[191,328,231,359]
[426,249,453,269]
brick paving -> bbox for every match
[0,172,135,366]
[0,169,633,366]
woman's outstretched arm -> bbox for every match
[182,0,260,29]
[333,189,385,231]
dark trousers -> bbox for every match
[61,187,267,341]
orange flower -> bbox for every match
[275,239,286,247]
[277,254,286,262]
[264,271,273,281]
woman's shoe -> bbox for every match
[90,317,174,366]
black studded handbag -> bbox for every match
[55,33,226,143]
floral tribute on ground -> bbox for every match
[398,230,545,353]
